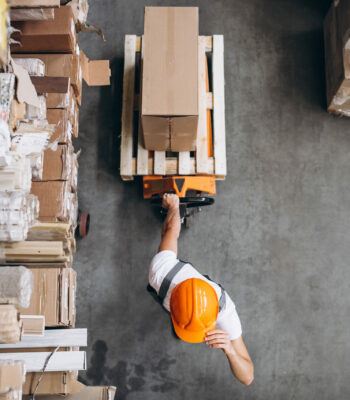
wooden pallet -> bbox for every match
[120,35,226,181]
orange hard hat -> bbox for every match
[169,278,219,343]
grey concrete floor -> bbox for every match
[74,1,350,399]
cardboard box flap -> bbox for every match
[80,51,110,86]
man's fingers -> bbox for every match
[206,329,227,336]
[205,334,228,342]
[206,339,229,345]
[205,333,229,340]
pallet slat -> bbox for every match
[120,35,137,181]
[136,36,149,175]
[213,35,227,177]
[154,151,166,175]
[131,157,222,176]
[178,152,190,175]
[196,36,209,174]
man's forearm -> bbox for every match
[159,204,181,254]
[162,206,181,238]
[225,349,254,386]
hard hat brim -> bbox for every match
[171,314,217,343]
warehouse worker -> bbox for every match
[148,194,254,386]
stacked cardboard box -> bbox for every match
[324,0,350,116]
[0,2,116,398]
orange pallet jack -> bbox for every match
[142,58,216,227]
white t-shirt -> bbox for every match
[149,250,242,340]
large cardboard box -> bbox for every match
[141,6,198,152]
[23,371,78,395]
[18,267,76,327]
[47,109,72,143]
[11,6,77,53]
[30,181,75,223]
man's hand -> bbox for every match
[205,329,235,356]
[162,193,179,210]
[205,330,254,386]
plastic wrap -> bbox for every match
[25,95,47,121]
[0,266,33,308]
[0,153,32,192]
[68,0,89,25]
[0,192,39,242]
[10,58,45,77]
[0,120,11,166]
[0,73,15,124]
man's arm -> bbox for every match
[158,194,181,255]
[205,330,254,386]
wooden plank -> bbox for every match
[196,36,209,174]
[154,151,166,175]
[30,76,70,94]
[0,328,87,349]
[178,152,190,175]
[0,351,86,372]
[204,36,213,52]
[120,35,136,180]
[21,315,45,336]
[136,36,149,175]
[212,35,227,177]
[136,36,141,52]
[132,157,215,176]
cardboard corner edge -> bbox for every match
[80,50,110,86]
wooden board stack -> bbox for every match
[0,1,116,397]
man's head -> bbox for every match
[170,278,219,343]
